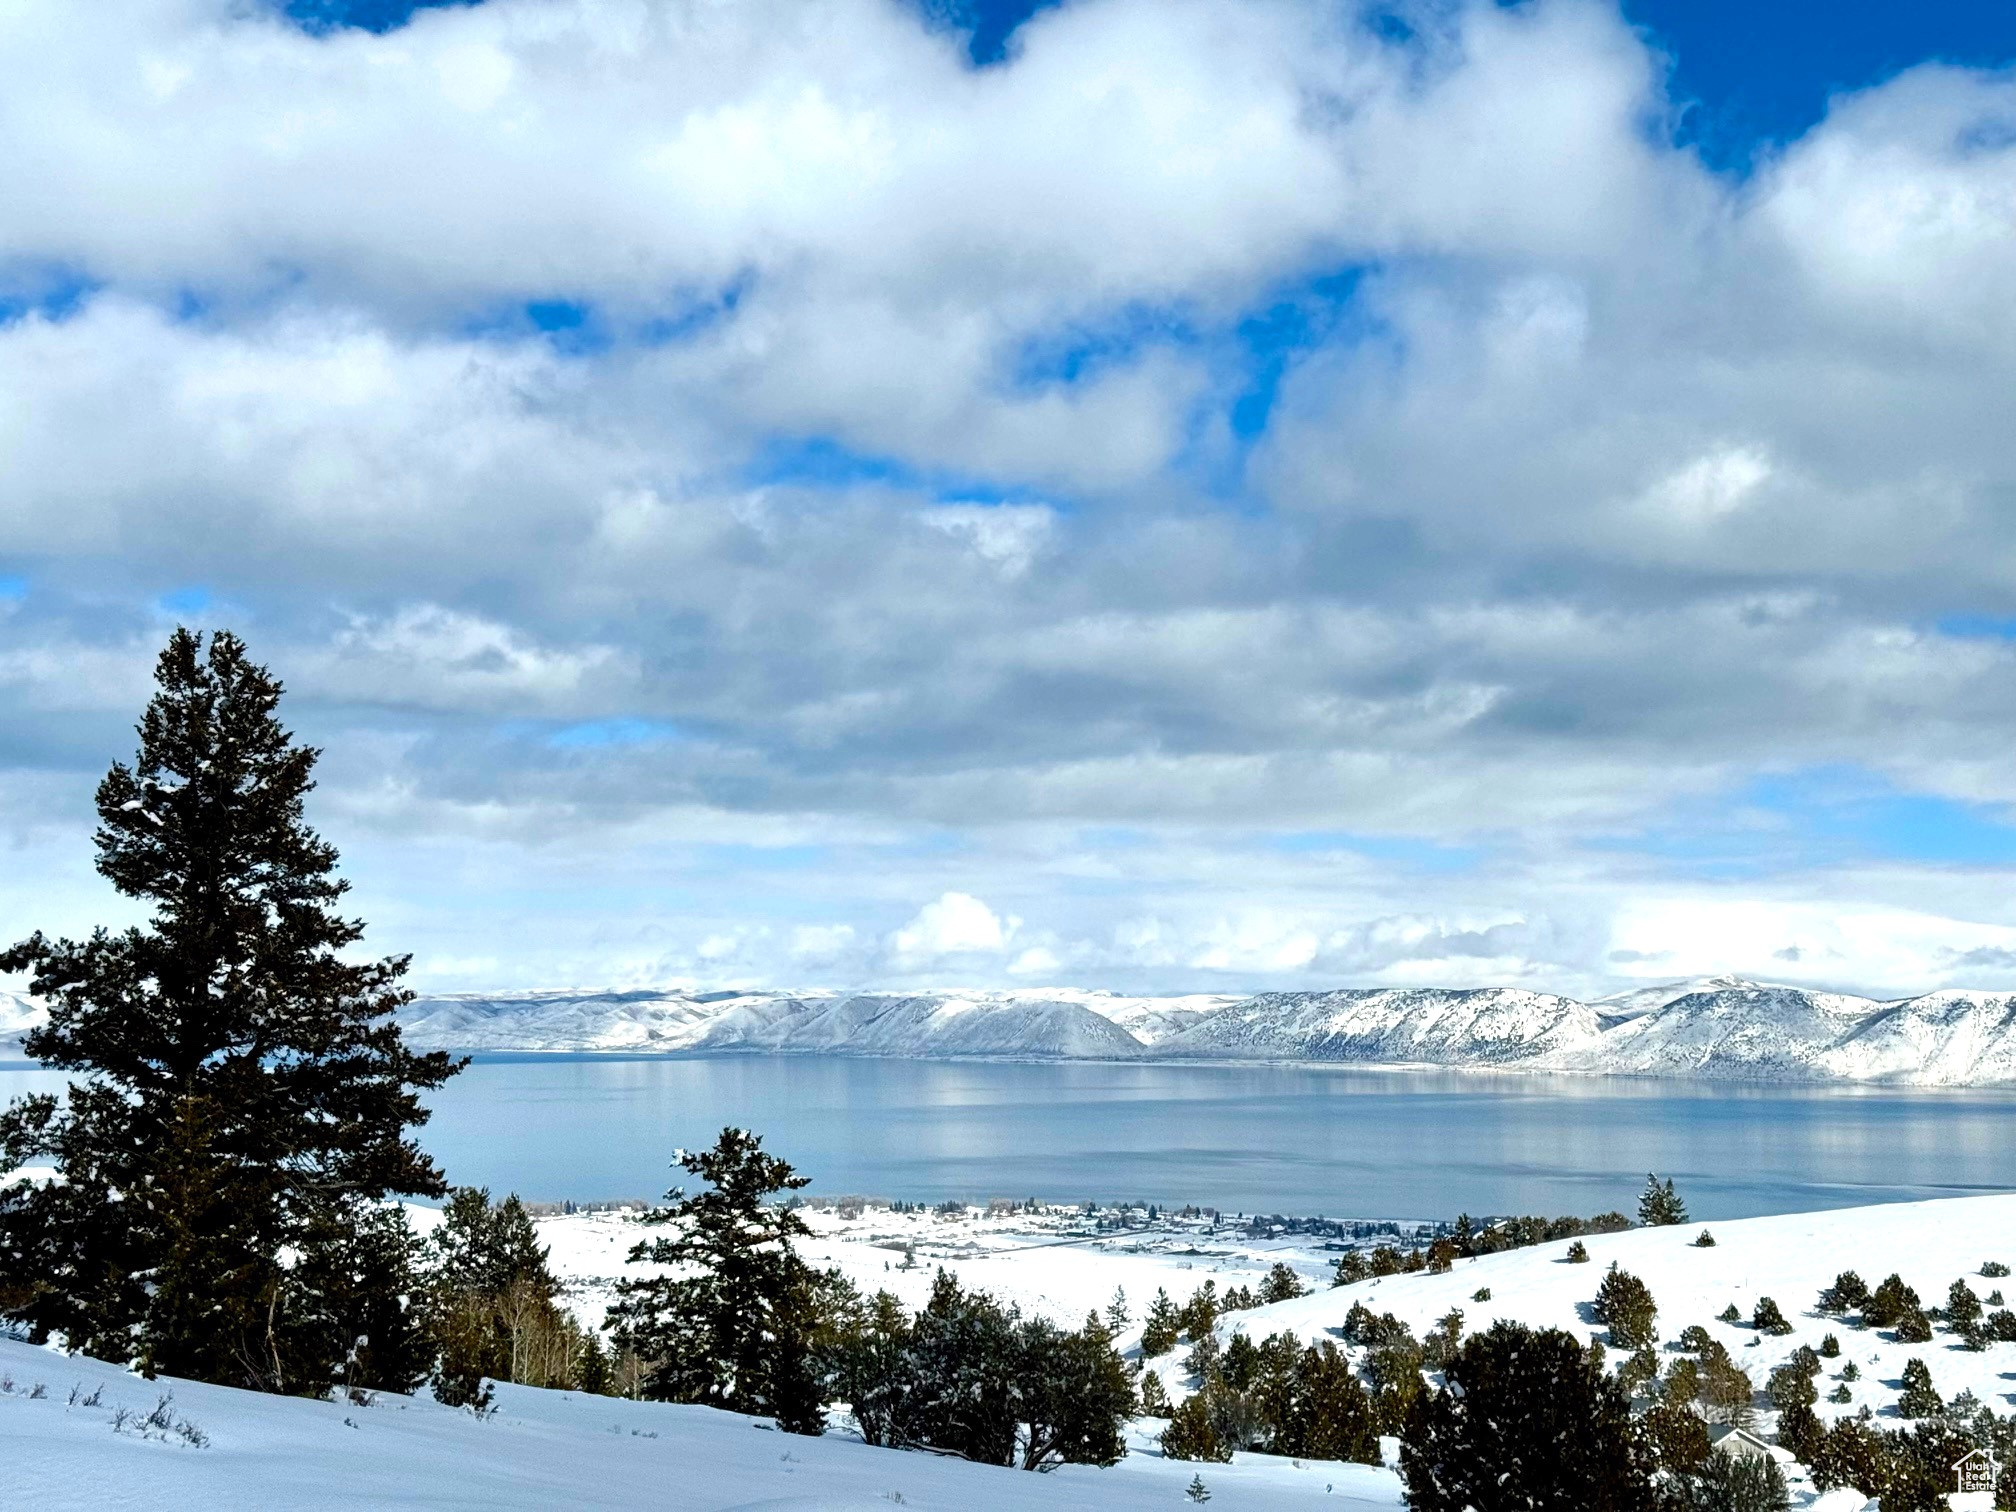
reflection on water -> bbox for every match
[6,1055,2014,1219]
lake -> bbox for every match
[4,1054,2014,1221]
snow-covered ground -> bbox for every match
[16,1194,2016,1507]
[538,1200,1382,1335]
[0,1333,1400,1509]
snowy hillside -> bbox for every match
[0,989,41,1057]
[0,1330,1400,1510]
[394,987,1239,1060]
[23,975,2016,1085]
[1199,1191,2016,1508]
[1153,986,1603,1065]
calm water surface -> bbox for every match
[6,1054,2014,1220]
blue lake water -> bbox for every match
[5,1054,2015,1221]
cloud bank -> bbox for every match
[3,0,2016,998]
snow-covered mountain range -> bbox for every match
[15,978,2016,1086]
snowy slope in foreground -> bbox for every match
[0,1336,1399,1511]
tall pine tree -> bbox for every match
[0,629,458,1394]
[606,1127,825,1431]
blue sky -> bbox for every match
[3,0,2016,997]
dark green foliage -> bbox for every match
[1680,1450,1791,1512]
[1696,1352,1755,1427]
[1142,1287,1181,1356]
[1677,1324,1717,1354]
[1638,1175,1688,1227]
[605,1128,826,1430]
[1808,1415,1889,1497]
[1015,1312,1136,1471]
[1420,1308,1465,1372]
[1947,1278,1983,1327]
[1767,1360,1817,1414]
[1751,1297,1792,1336]
[1827,1382,1851,1403]
[1220,1331,1260,1391]
[1892,1308,1933,1343]
[1161,1392,1230,1463]
[1639,1399,1712,1477]
[0,630,457,1396]
[1186,1473,1212,1503]
[424,1187,609,1404]
[1617,1346,1660,1399]
[1471,1287,1490,1302]
[1896,1358,1940,1419]
[1178,1281,1219,1343]
[1861,1274,1920,1329]
[1332,1251,1370,1286]
[1718,1304,1742,1323]
[842,1271,1133,1470]
[1693,1229,1717,1247]
[1818,1270,1871,1314]
[1399,1321,1653,1511]
[1982,1261,2010,1279]
[1819,1333,1840,1357]
[1875,1421,1980,1512]
[1279,1340,1379,1464]
[1566,1240,1590,1263]
[1786,1344,1820,1376]
[1593,1263,1658,1350]
[1139,1367,1171,1415]
[1842,1361,1859,1381]
[1259,1262,1305,1304]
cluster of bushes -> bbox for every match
[1138,1265,1308,1356]
[1159,1333,1381,1465]
[1333,1208,1638,1285]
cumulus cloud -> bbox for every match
[888,892,1019,963]
[3,0,2016,996]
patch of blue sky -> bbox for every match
[279,0,474,35]
[741,435,1060,510]
[545,718,680,750]
[462,278,748,358]
[1610,765,2016,874]
[1935,614,2016,642]
[159,586,214,617]
[0,269,98,328]
[693,842,829,872]
[1269,830,1481,873]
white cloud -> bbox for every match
[888,892,1018,961]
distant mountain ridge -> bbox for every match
[16,979,2016,1086]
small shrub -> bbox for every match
[1677,1324,1716,1355]
[1161,1394,1231,1463]
[1471,1287,1491,1303]
[1186,1475,1212,1504]
[1897,1358,1941,1419]
[1893,1307,1933,1344]
[1718,1303,1741,1323]
[1827,1382,1851,1404]
[1860,1274,1919,1329]
[1989,1290,2005,1307]
[1983,1261,2010,1278]
[1817,1270,1871,1314]
[1565,1240,1590,1263]
[1819,1333,1840,1357]
[1752,1297,1792,1335]
[1841,1362,1859,1381]
[1692,1229,1716,1248]
[1593,1264,1659,1350]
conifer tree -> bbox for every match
[1638,1174,1688,1227]
[1161,1391,1231,1463]
[0,629,457,1395]
[1142,1287,1181,1356]
[605,1127,826,1431]
[1400,1322,1653,1510]
[1896,1357,1941,1418]
[1592,1263,1658,1350]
